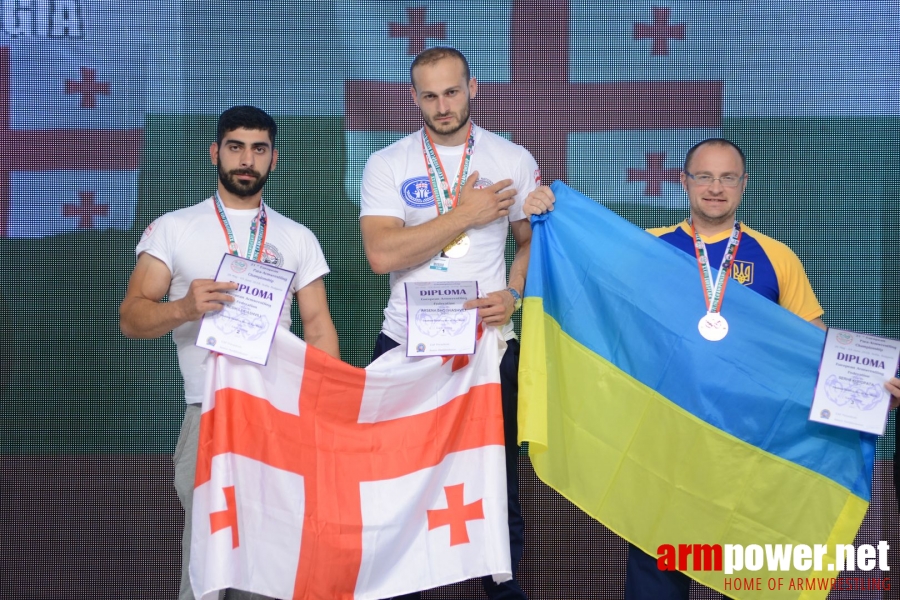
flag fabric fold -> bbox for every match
[518,181,876,599]
[191,327,511,600]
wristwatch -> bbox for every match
[506,287,523,312]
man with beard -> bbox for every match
[359,47,538,599]
[120,105,339,600]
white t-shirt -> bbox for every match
[136,197,330,404]
[359,124,540,344]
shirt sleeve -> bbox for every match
[360,152,406,221]
[291,226,331,293]
[509,146,540,223]
[773,245,824,322]
[134,214,175,274]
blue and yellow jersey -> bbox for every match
[648,220,824,322]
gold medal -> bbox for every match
[443,232,470,258]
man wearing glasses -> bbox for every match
[647,137,826,331]
[625,137,826,598]
[524,137,843,598]
[526,138,824,330]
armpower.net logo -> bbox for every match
[657,542,890,593]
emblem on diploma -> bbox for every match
[442,232,470,258]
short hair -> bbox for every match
[216,105,277,146]
[409,47,471,88]
[683,138,747,172]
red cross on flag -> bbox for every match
[342,0,722,210]
[0,1,164,238]
[190,327,511,600]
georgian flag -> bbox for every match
[340,0,722,210]
[341,1,899,209]
[190,327,511,600]
[0,0,177,238]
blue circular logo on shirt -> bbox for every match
[401,177,434,209]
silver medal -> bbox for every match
[698,312,729,342]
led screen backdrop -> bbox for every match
[1,1,898,598]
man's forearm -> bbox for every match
[119,297,188,339]
[507,239,530,295]
[304,321,340,360]
[363,211,470,274]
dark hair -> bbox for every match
[410,47,471,88]
[683,138,747,172]
[216,105,277,145]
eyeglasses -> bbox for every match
[684,171,745,188]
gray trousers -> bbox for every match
[174,404,275,600]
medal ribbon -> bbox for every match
[422,123,475,216]
[213,192,268,261]
[691,220,742,314]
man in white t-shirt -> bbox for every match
[359,47,538,600]
[120,105,339,600]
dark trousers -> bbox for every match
[625,543,692,600]
[372,333,527,600]
[625,543,731,600]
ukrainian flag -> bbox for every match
[518,182,876,599]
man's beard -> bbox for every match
[218,164,271,198]
[422,102,470,139]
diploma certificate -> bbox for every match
[196,254,295,365]
[405,280,478,357]
[809,328,900,435]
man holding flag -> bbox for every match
[627,138,821,598]
[359,47,538,599]
[119,105,339,600]
[524,138,900,598]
